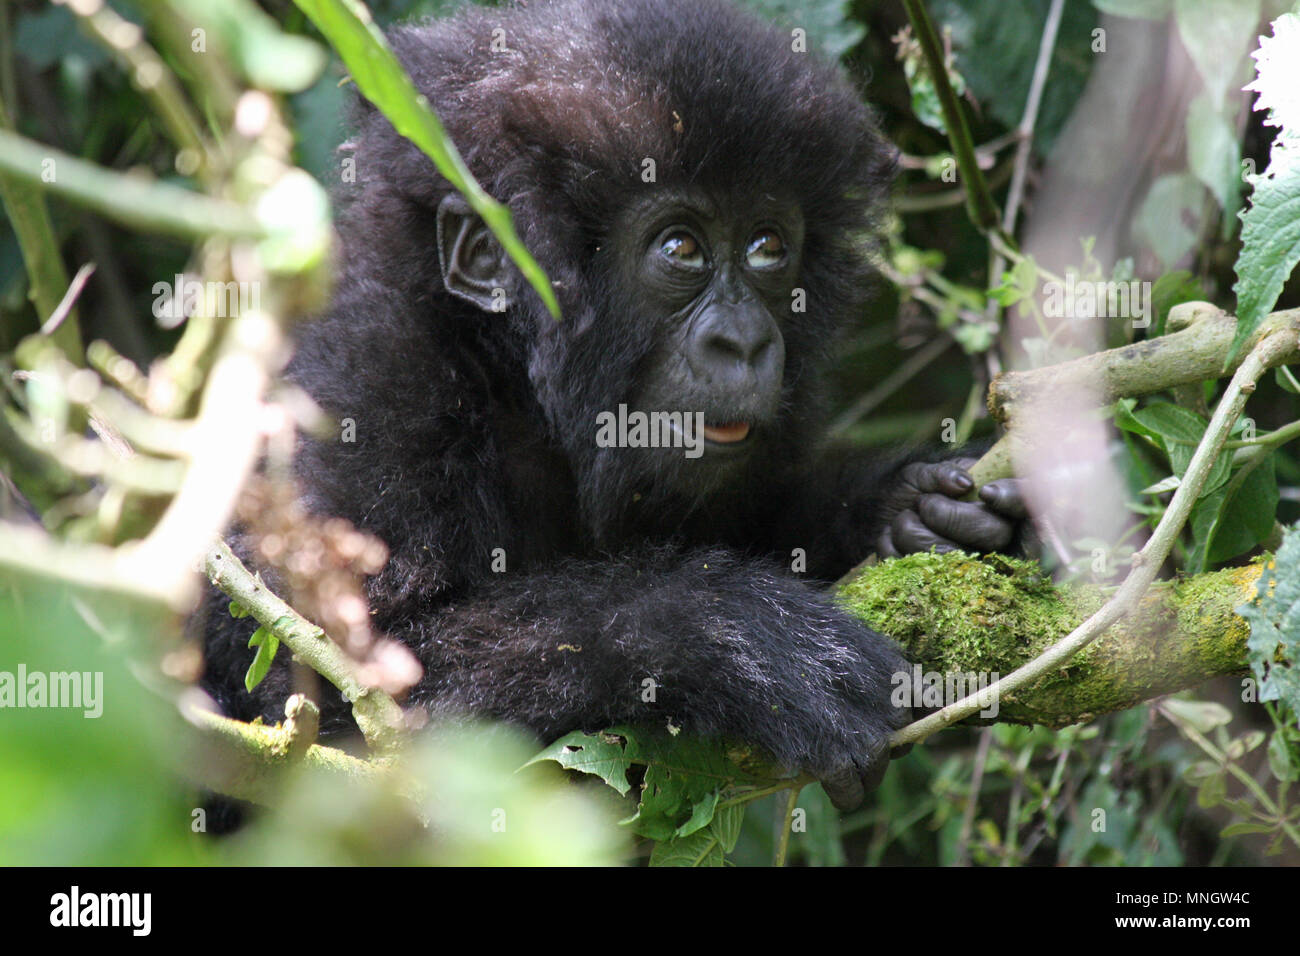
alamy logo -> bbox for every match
[50,886,151,936]
[1042,275,1151,327]
[0,665,103,718]
[152,274,260,325]
[595,404,705,459]
[891,664,1000,718]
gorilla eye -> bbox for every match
[659,231,705,268]
[745,229,785,268]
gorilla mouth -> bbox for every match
[703,422,751,444]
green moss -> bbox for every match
[836,551,1253,728]
[837,551,1080,670]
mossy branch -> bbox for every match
[204,537,409,755]
[183,693,385,806]
[839,552,1259,728]
[891,324,1297,746]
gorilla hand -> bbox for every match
[876,458,1027,559]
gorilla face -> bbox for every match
[438,183,814,514]
[618,188,805,463]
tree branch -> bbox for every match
[204,537,409,754]
[839,552,1259,727]
[888,322,1299,746]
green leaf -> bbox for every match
[1196,771,1227,808]
[523,729,634,795]
[292,0,561,318]
[932,0,1098,151]
[1163,697,1232,733]
[1220,821,1275,837]
[1174,0,1262,109]
[739,0,866,60]
[624,735,749,842]
[228,601,251,619]
[1186,94,1243,216]
[1183,759,1221,784]
[710,803,745,853]
[648,829,725,867]
[1188,454,1277,570]
[1093,0,1172,20]
[1275,365,1300,394]
[174,0,327,92]
[1170,0,1258,109]
[1132,173,1207,269]
[1118,401,1232,495]
[244,626,280,692]
[1267,731,1297,781]
[1230,13,1300,363]
[1231,154,1300,361]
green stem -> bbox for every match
[773,782,804,868]
[900,0,1002,234]
[0,128,259,239]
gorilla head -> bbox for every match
[205,0,1024,815]
[333,0,895,539]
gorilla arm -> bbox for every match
[398,545,911,811]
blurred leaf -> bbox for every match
[1174,0,1261,109]
[1186,94,1243,218]
[1093,0,1172,20]
[226,724,627,864]
[14,5,110,71]
[1267,731,1297,781]
[1132,173,1206,269]
[1163,697,1233,732]
[172,0,327,92]
[0,582,206,864]
[1196,770,1227,807]
[1220,821,1274,836]
[739,0,865,60]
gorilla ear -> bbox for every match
[436,192,513,312]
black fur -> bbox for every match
[200,0,935,799]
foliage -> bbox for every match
[3,0,1300,867]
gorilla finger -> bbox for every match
[821,767,865,812]
[978,478,1029,520]
[860,758,889,794]
[916,495,1014,551]
[891,509,960,555]
[875,531,902,560]
[899,460,974,498]
[858,734,894,794]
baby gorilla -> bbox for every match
[200,0,1024,810]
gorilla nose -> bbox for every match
[688,308,784,390]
